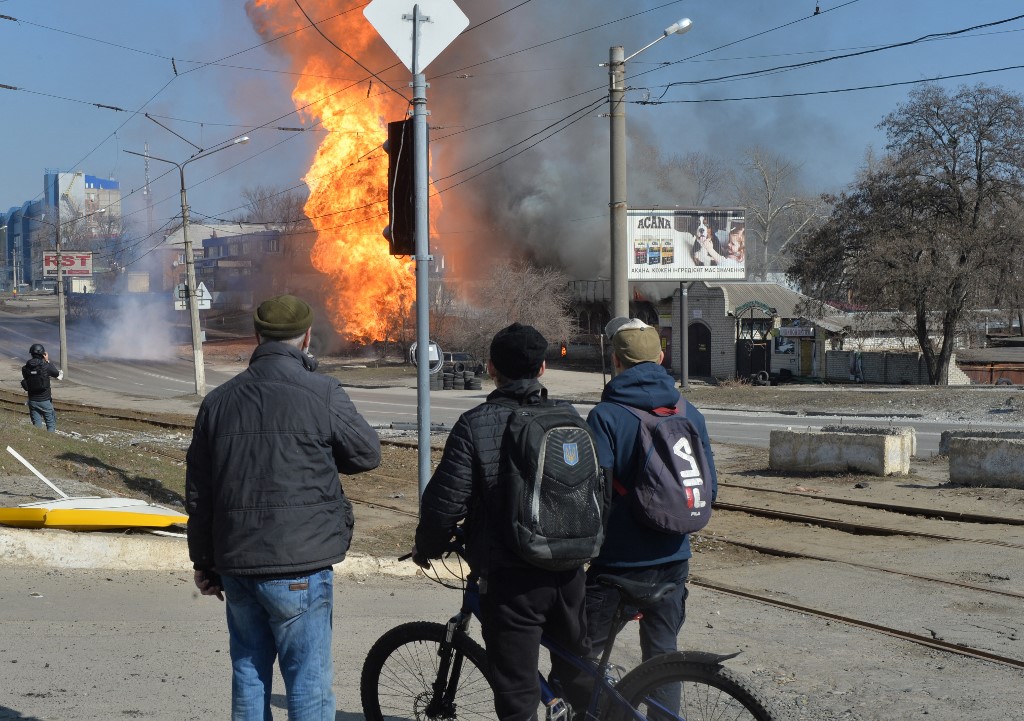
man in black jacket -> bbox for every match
[186,294,381,721]
[21,343,62,431]
[414,323,590,721]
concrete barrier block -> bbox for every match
[948,437,1024,488]
[769,429,910,476]
[821,424,917,457]
[938,430,1024,456]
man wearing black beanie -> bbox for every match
[414,322,592,721]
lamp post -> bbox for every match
[125,136,249,397]
[0,224,7,291]
[37,206,106,378]
[607,18,693,319]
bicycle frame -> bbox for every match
[366,550,774,721]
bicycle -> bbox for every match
[360,543,778,721]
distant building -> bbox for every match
[1,200,45,290]
[1,171,120,290]
[44,170,121,236]
[154,221,317,309]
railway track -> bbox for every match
[691,577,1024,670]
[0,390,196,430]
[700,535,1024,600]
[722,480,1024,526]
[714,501,1024,549]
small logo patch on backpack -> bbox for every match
[563,443,579,466]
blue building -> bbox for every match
[2,171,120,291]
[1,200,46,290]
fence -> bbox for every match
[823,350,971,385]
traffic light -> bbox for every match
[383,119,415,256]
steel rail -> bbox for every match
[702,535,1024,600]
[714,502,1024,550]
[723,481,1024,526]
[693,577,1024,670]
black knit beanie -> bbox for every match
[489,323,547,380]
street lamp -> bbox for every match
[0,224,7,291]
[124,136,249,397]
[607,18,693,319]
[38,206,106,379]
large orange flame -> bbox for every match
[249,0,420,344]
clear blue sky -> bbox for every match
[2,0,1022,268]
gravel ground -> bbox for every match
[4,341,1024,721]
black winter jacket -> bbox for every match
[416,378,567,576]
[185,342,381,576]
[22,358,61,401]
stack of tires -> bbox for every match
[433,369,484,391]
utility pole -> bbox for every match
[55,193,68,377]
[607,19,694,322]
[125,137,249,397]
[609,45,628,320]
[177,168,205,396]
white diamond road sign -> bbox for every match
[364,0,468,74]
[173,282,212,311]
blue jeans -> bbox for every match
[28,399,56,432]
[584,559,689,660]
[552,559,689,713]
[222,568,336,721]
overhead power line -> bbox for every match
[634,64,1024,105]
[649,12,1024,98]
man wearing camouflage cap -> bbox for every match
[186,294,381,721]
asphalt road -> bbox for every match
[0,312,237,398]
[343,389,1004,456]
[2,305,1014,455]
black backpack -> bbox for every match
[493,398,607,571]
[613,401,713,535]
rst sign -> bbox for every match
[43,252,93,278]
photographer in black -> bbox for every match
[21,343,63,432]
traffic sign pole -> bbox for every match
[364,0,468,499]
[412,7,433,498]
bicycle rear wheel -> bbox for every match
[361,621,497,721]
[606,653,777,721]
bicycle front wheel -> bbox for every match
[606,653,777,721]
[361,621,497,721]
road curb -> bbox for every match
[0,526,421,578]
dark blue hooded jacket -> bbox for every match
[586,362,717,567]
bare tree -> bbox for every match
[789,83,1024,383]
[436,261,575,363]
[670,151,730,206]
[235,185,316,296]
[734,147,821,279]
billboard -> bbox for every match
[43,251,93,278]
[626,208,746,281]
